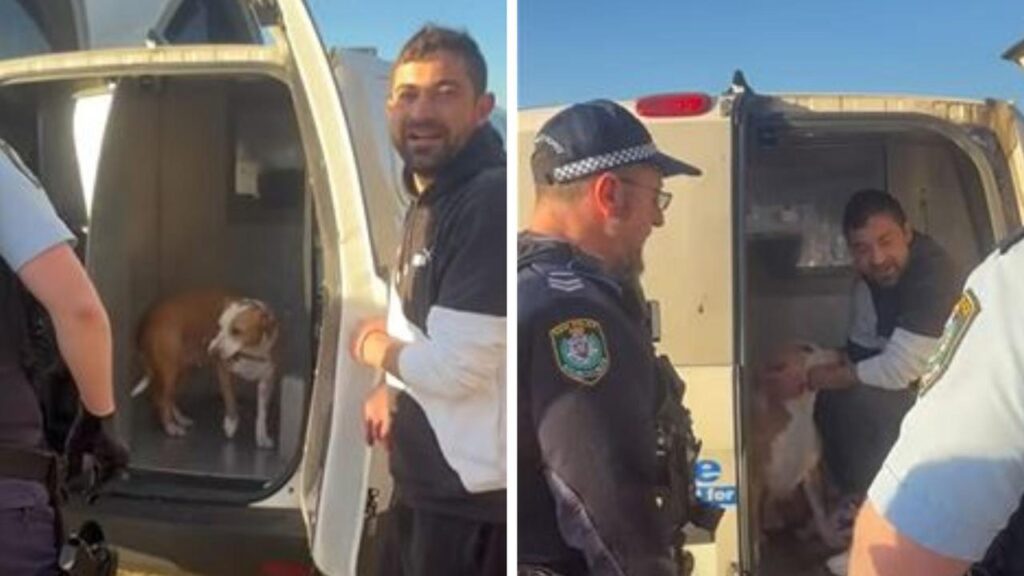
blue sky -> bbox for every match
[520,1,1024,108]
[308,0,507,108]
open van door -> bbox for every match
[262,2,394,575]
[627,88,745,576]
[0,1,396,574]
[999,38,1024,223]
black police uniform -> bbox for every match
[0,142,72,575]
[0,260,62,575]
[518,232,675,576]
[0,141,126,576]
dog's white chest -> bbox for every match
[228,355,273,381]
[765,393,820,495]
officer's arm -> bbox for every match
[849,500,970,576]
[531,302,674,576]
[18,243,114,417]
[857,250,1024,569]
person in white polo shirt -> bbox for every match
[849,227,1024,576]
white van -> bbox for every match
[0,1,411,574]
[518,47,1024,575]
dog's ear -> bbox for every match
[756,362,784,390]
[260,309,278,337]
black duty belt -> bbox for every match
[0,443,58,484]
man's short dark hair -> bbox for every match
[843,189,907,235]
[394,24,487,96]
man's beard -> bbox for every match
[391,120,461,177]
[867,261,903,287]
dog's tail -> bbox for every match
[130,377,150,397]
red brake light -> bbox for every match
[260,561,314,576]
[636,93,713,118]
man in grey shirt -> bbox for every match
[810,190,961,496]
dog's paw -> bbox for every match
[256,434,275,450]
[172,407,194,428]
[819,526,849,550]
[223,415,239,439]
[164,422,188,437]
[825,550,849,576]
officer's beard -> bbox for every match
[607,247,644,283]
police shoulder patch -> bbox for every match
[549,318,610,386]
[918,289,980,398]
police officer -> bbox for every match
[848,228,1024,576]
[518,100,701,575]
[0,141,127,574]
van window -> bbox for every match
[0,0,261,61]
[87,0,261,47]
[0,2,52,59]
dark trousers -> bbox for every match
[815,385,916,494]
[376,501,505,576]
[0,495,58,575]
[973,493,1024,575]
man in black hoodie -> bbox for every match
[350,25,505,576]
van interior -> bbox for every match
[0,74,317,499]
[740,102,1004,575]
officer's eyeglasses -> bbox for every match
[618,177,673,211]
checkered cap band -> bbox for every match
[550,143,658,183]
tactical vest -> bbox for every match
[653,354,723,575]
[0,261,76,452]
[0,260,46,448]
[518,238,721,576]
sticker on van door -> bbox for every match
[693,459,737,507]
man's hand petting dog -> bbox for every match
[808,356,857,391]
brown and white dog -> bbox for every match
[753,341,847,549]
[131,290,280,449]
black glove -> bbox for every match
[64,408,129,502]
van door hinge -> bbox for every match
[729,562,753,576]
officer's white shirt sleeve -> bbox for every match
[867,244,1024,561]
[0,144,74,270]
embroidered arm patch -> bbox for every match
[918,289,980,398]
[549,318,610,386]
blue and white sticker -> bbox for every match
[693,459,736,507]
[696,485,738,506]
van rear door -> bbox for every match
[268,2,393,575]
[999,38,1024,224]
[606,92,745,576]
[0,1,392,574]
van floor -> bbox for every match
[128,392,289,480]
[759,531,841,576]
